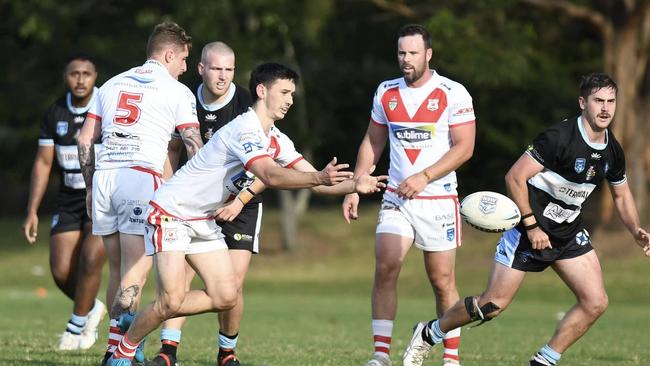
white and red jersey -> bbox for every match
[371,70,475,198]
[151,108,303,220]
[89,60,198,174]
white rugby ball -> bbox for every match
[460,191,521,233]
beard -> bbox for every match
[401,63,426,84]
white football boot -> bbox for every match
[79,299,107,349]
[403,322,434,366]
[364,352,392,366]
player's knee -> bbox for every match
[428,272,456,295]
[49,264,70,285]
[374,261,401,282]
[582,293,608,318]
[156,292,184,319]
[212,287,238,311]
[464,296,503,322]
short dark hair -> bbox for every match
[249,62,299,103]
[146,22,192,57]
[64,52,96,70]
[398,24,432,49]
[579,73,618,99]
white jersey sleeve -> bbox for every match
[447,84,475,126]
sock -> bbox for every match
[160,329,181,357]
[532,344,561,365]
[66,313,88,335]
[424,319,445,345]
[114,334,139,359]
[442,327,461,363]
[218,331,239,350]
[107,318,123,353]
[89,298,101,315]
[371,319,393,357]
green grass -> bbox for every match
[1,206,649,365]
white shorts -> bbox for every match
[376,192,461,252]
[92,167,163,236]
[144,203,228,256]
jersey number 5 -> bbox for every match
[114,91,143,126]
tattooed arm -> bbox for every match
[77,115,102,217]
[179,126,203,159]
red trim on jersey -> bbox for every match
[285,156,304,168]
[130,166,162,177]
[86,112,102,121]
[386,187,458,200]
[244,154,272,170]
[371,118,387,127]
[176,122,200,130]
[449,120,475,128]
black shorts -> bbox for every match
[494,226,593,272]
[219,202,262,253]
[51,193,90,235]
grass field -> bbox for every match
[1,205,649,365]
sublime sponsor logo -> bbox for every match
[558,187,589,199]
[394,127,431,142]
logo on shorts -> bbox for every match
[446,228,455,241]
[575,229,590,246]
[133,207,142,216]
[574,158,586,173]
[479,195,497,214]
[517,250,532,263]
[233,233,253,242]
[444,183,452,192]
[164,228,178,243]
[56,121,69,136]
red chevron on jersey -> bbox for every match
[382,87,448,123]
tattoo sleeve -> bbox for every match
[180,126,204,159]
[78,142,95,188]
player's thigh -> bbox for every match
[228,250,253,287]
[49,230,82,271]
[153,250,190,303]
[79,222,105,264]
[119,233,151,283]
[92,170,119,236]
[552,250,606,303]
[187,249,237,298]
[423,248,457,281]
[480,261,527,309]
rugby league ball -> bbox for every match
[460,191,521,233]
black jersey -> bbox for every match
[525,116,626,242]
[39,89,100,201]
[196,83,252,142]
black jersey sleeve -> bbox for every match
[526,125,561,169]
[606,137,627,184]
[39,105,55,141]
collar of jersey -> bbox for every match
[66,86,98,115]
[197,83,236,112]
[577,116,607,150]
[400,69,439,90]
[144,59,167,70]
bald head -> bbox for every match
[201,42,234,63]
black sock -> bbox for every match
[161,340,179,358]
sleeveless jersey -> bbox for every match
[525,116,626,242]
[371,70,475,198]
[151,109,303,220]
[39,89,101,196]
[88,60,198,173]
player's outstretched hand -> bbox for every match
[23,213,38,244]
[527,227,552,250]
[215,199,244,222]
[354,173,388,195]
[318,157,353,186]
[342,193,360,224]
[634,227,650,256]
